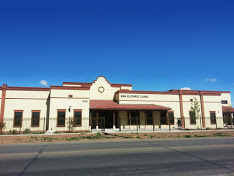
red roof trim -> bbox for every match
[6,87,50,91]
[50,86,90,90]
[118,89,228,96]
[90,100,171,110]
[222,106,234,113]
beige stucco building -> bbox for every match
[0,76,233,133]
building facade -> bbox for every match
[0,76,233,133]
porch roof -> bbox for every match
[222,106,234,113]
[90,100,171,111]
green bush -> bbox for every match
[23,128,31,134]
[9,129,18,135]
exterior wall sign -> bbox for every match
[121,94,149,98]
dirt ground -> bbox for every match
[0,131,234,144]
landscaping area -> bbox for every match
[0,130,234,144]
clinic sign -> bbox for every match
[120,94,149,99]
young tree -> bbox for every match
[67,118,75,132]
[190,97,202,129]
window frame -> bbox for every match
[145,111,153,125]
[160,111,167,125]
[210,111,216,124]
[128,111,140,125]
[168,111,174,125]
[31,110,41,127]
[73,109,82,127]
[57,109,66,127]
[13,110,23,127]
[189,111,196,125]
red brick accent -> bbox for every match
[0,84,7,132]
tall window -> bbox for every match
[160,111,167,125]
[31,111,40,127]
[168,111,174,125]
[146,111,153,125]
[190,111,196,124]
[74,110,82,126]
[14,110,23,127]
[210,111,216,124]
[57,110,66,127]
[128,111,140,125]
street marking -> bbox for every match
[0,144,234,158]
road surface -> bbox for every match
[0,137,234,176]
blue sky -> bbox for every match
[0,0,234,104]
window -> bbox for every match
[68,95,73,98]
[31,111,40,127]
[189,111,196,124]
[160,111,167,125]
[74,110,82,126]
[146,111,153,125]
[57,110,66,127]
[221,100,228,104]
[210,111,216,124]
[128,111,140,125]
[168,111,174,124]
[14,110,23,127]
[190,99,193,102]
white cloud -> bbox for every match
[180,87,191,90]
[39,80,48,86]
[205,78,216,82]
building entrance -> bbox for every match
[90,110,118,129]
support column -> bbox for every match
[0,84,7,133]
[144,111,147,129]
[96,112,98,130]
[167,111,171,131]
[200,91,206,128]
[119,114,121,132]
[179,90,185,128]
[113,112,115,130]
[89,112,92,131]
[152,112,155,131]
[129,112,131,130]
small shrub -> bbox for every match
[184,135,192,138]
[23,128,31,134]
[96,132,101,138]
[136,136,141,139]
[9,129,18,135]
[150,135,154,138]
[206,127,210,130]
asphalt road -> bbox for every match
[0,137,234,176]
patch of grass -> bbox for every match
[144,134,148,136]
[212,133,230,137]
[184,135,192,138]
[66,137,79,141]
[41,137,54,142]
[194,135,209,138]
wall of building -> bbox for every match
[49,89,90,132]
[90,77,120,100]
[3,90,50,132]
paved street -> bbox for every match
[0,137,234,176]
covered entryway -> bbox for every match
[90,110,119,130]
[89,100,172,131]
